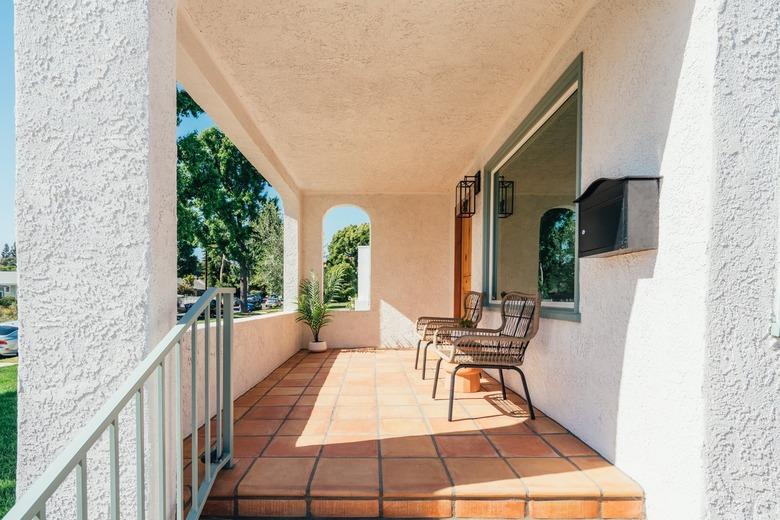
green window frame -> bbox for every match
[482,53,583,322]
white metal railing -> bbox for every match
[5,287,235,520]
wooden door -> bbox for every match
[453,213,472,316]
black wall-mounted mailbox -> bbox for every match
[574,176,661,258]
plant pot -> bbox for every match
[308,340,327,353]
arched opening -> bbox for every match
[176,86,284,316]
[322,206,371,311]
[538,207,575,303]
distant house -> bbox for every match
[0,271,16,298]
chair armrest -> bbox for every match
[434,326,499,345]
[416,316,456,334]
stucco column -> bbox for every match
[705,1,780,518]
[283,196,302,314]
[14,0,176,516]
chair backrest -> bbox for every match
[499,292,540,340]
[461,291,484,325]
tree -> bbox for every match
[538,208,575,301]
[0,243,15,271]
[324,223,370,302]
[177,128,269,310]
[250,198,284,296]
[177,89,204,124]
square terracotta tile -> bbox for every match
[298,394,338,406]
[233,435,271,457]
[310,458,379,497]
[379,405,423,418]
[474,415,534,435]
[238,457,315,496]
[382,458,452,498]
[329,418,377,435]
[321,435,379,457]
[434,435,498,457]
[245,405,291,420]
[378,393,418,405]
[507,458,600,498]
[263,435,323,457]
[234,419,282,436]
[380,418,429,436]
[267,386,305,396]
[334,406,377,419]
[288,405,334,420]
[525,417,567,434]
[256,395,300,407]
[277,418,331,436]
[381,436,438,457]
[488,435,559,457]
[338,394,377,406]
[570,457,644,498]
[445,458,526,498]
[542,434,598,457]
[602,499,644,518]
[208,458,253,497]
[426,417,480,435]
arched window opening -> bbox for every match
[322,206,371,311]
[538,208,575,303]
[176,85,284,317]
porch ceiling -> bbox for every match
[178,0,582,194]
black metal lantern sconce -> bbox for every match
[456,171,481,218]
[497,175,514,218]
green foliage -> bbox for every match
[176,89,204,124]
[250,198,284,296]
[176,116,269,308]
[0,297,15,322]
[0,366,17,515]
[0,243,15,271]
[296,268,347,342]
[538,208,575,301]
[324,223,369,302]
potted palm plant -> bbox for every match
[296,266,347,352]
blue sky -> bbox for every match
[0,3,365,253]
[0,2,13,247]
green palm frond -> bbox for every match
[295,269,345,342]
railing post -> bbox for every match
[221,292,234,467]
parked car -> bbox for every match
[0,324,18,357]
[262,295,281,309]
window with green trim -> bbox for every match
[490,90,579,311]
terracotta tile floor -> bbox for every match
[190,348,644,519]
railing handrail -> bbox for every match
[6,287,236,520]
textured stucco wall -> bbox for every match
[301,194,452,348]
[464,1,713,518]
[704,1,780,518]
[14,0,176,516]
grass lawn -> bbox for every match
[0,365,16,515]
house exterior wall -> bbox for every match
[463,1,713,518]
[14,0,177,516]
[301,193,452,347]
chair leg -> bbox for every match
[517,368,536,420]
[498,369,507,400]
[414,340,421,370]
[431,358,443,398]
[448,365,462,422]
[421,342,432,380]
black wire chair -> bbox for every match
[414,291,484,380]
[431,291,540,421]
